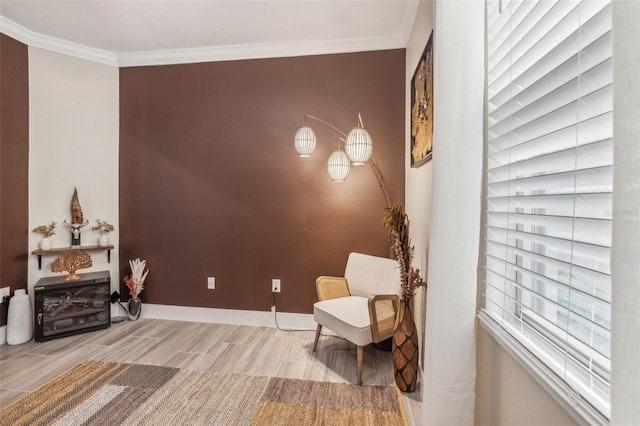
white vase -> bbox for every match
[40,237,52,250]
[98,234,110,247]
[7,289,33,345]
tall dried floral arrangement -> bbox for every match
[124,258,149,299]
[383,203,426,301]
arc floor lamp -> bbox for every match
[294,113,393,208]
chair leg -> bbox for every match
[313,324,322,352]
[356,345,364,385]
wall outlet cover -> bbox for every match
[0,287,10,299]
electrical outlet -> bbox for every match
[207,277,215,290]
[272,279,281,293]
[0,286,10,300]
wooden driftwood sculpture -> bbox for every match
[63,188,89,246]
[71,188,84,224]
[51,250,93,281]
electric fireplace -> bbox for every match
[34,271,110,342]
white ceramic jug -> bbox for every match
[7,289,33,345]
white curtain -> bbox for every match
[423,1,484,424]
[611,1,640,424]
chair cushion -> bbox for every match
[314,296,372,347]
[344,252,399,297]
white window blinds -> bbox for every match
[482,0,612,420]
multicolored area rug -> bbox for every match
[0,360,407,425]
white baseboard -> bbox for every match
[1,305,316,346]
[139,303,317,331]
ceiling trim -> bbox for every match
[1,15,407,68]
[398,1,421,45]
[116,35,405,67]
[0,16,118,66]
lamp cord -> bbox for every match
[271,292,344,340]
[272,292,312,332]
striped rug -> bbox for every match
[0,360,408,425]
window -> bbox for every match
[481,0,612,421]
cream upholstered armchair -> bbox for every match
[312,252,399,385]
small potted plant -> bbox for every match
[33,221,57,250]
[92,219,115,247]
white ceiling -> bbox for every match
[0,0,419,67]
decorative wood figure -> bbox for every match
[51,250,93,281]
[63,188,89,247]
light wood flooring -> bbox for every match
[0,318,422,425]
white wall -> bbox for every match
[28,47,119,296]
[475,328,578,425]
[611,1,640,423]
[405,0,434,375]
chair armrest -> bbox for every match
[316,276,350,301]
[368,294,399,343]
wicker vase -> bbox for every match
[392,298,419,392]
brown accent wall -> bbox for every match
[0,34,29,326]
[119,50,405,313]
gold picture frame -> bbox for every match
[410,32,434,167]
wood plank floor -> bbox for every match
[0,318,423,425]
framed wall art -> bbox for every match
[410,32,434,168]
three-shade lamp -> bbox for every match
[294,114,372,182]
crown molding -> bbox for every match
[116,34,406,67]
[0,16,117,66]
[1,14,406,68]
[399,1,421,45]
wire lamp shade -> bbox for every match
[345,127,372,165]
[327,150,351,182]
[294,126,316,157]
